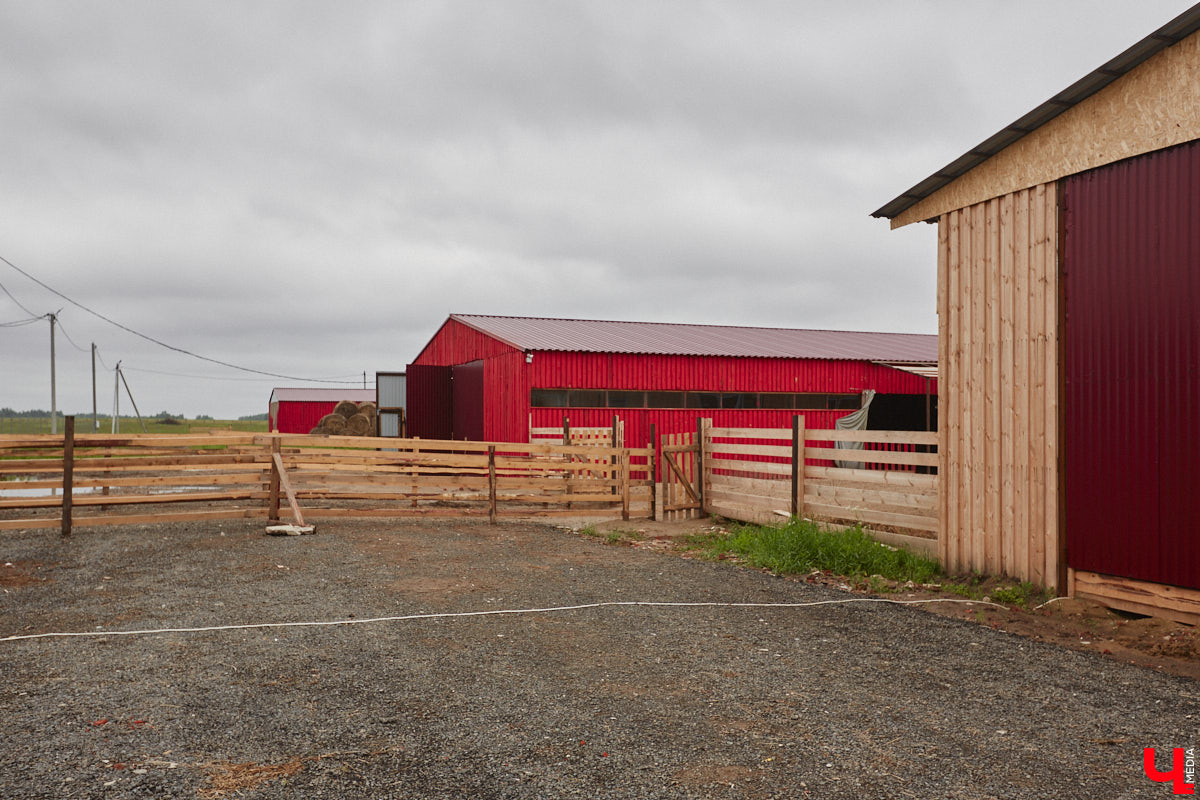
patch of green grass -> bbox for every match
[579,525,600,538]
[695,518,941,584]
[990,582,1049,608]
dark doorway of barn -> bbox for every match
[405,364,453,440]
[1062,141,1200,592]
[451,360,485,442]
[867,393,937,432]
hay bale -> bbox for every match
[332,400,359,418]
[317,413,347,434]
[345,413,373,436]
[308,426,324,435]
[357,401,377,420]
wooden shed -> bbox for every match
[406,314,937,447]
[874,6,1200,623]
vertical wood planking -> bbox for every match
[1042,182,1060,588]
[938,183,1059,588]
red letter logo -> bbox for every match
[1144,748,1195,795]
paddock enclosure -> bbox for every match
[2,417,937,557]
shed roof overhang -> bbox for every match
[874,4,1200,228]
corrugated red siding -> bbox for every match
[411,317,936,445]
[530,352,931,394]
[1063,140,1200,591]
[275,401,340,434]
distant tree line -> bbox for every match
[1,407,265,421]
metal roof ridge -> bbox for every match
[450,313,937,339]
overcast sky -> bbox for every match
[1,1,1193,420]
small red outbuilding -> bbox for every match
[268,388,376,434]
[406,315,937,446]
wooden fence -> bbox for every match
[700,418,938,551]
[0,422,654,532]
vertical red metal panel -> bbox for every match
[412,318,519,365]
[405,364,454,440]
[451,360,485,441]
[276,401,339,434]
[1063,140,1200,591]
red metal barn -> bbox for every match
[268,388,376,433]
[406,315,937,447]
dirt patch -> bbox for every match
[0,560,53,589]
[579,517,1200,681]
[199,758,304,798]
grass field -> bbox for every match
[0,416,269,435]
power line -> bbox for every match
[53,315,91,354]
[1,253,360,383]
[122,364,372,384]
[0,277,42,318]
[0,315,43,328]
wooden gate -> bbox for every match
[660,431,700,521]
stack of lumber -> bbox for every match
[309,401,377,436]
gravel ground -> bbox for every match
[1,518,1196,799]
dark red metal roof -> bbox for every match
[450,315,937,362]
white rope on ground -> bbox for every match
[0,597,1009,643]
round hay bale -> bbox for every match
[308,426,325,435]
[345,413,373,436]
[317,413,347,434]
[332,400,359,418]
[357,401,377,419]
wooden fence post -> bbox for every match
[562,416,572,509]
[696,417,709,517]
[61,416,74,537]
[611,414,619,495]
[648,423,657,521]
[792,415,805,520]
[268,437,281,522]
[488,445,497,524]
[620,450,631,520]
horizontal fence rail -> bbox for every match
[0,421,654,532]
[699,417,938,544]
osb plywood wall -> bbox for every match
[938,183,1060,589]
[895,32,1200,228]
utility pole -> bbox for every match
[91,343,98,431]
[48,312,57,434]
[112,361,121,434]
[118,366,147,432]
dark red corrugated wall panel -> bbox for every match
[405,364,454,440]
[530,407,848,450]
[1063,140,1200,591]
[529,352,929,394]
[275,402,339,434]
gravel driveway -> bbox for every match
[1,519,1196,799]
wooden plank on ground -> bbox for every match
[1072,570,1200,626]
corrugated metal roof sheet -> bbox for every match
[269,388,376,404]
[872,4,1200,221]
[874,361,939,380]
[450,315,937,362]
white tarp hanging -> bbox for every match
[834,390,876,469]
